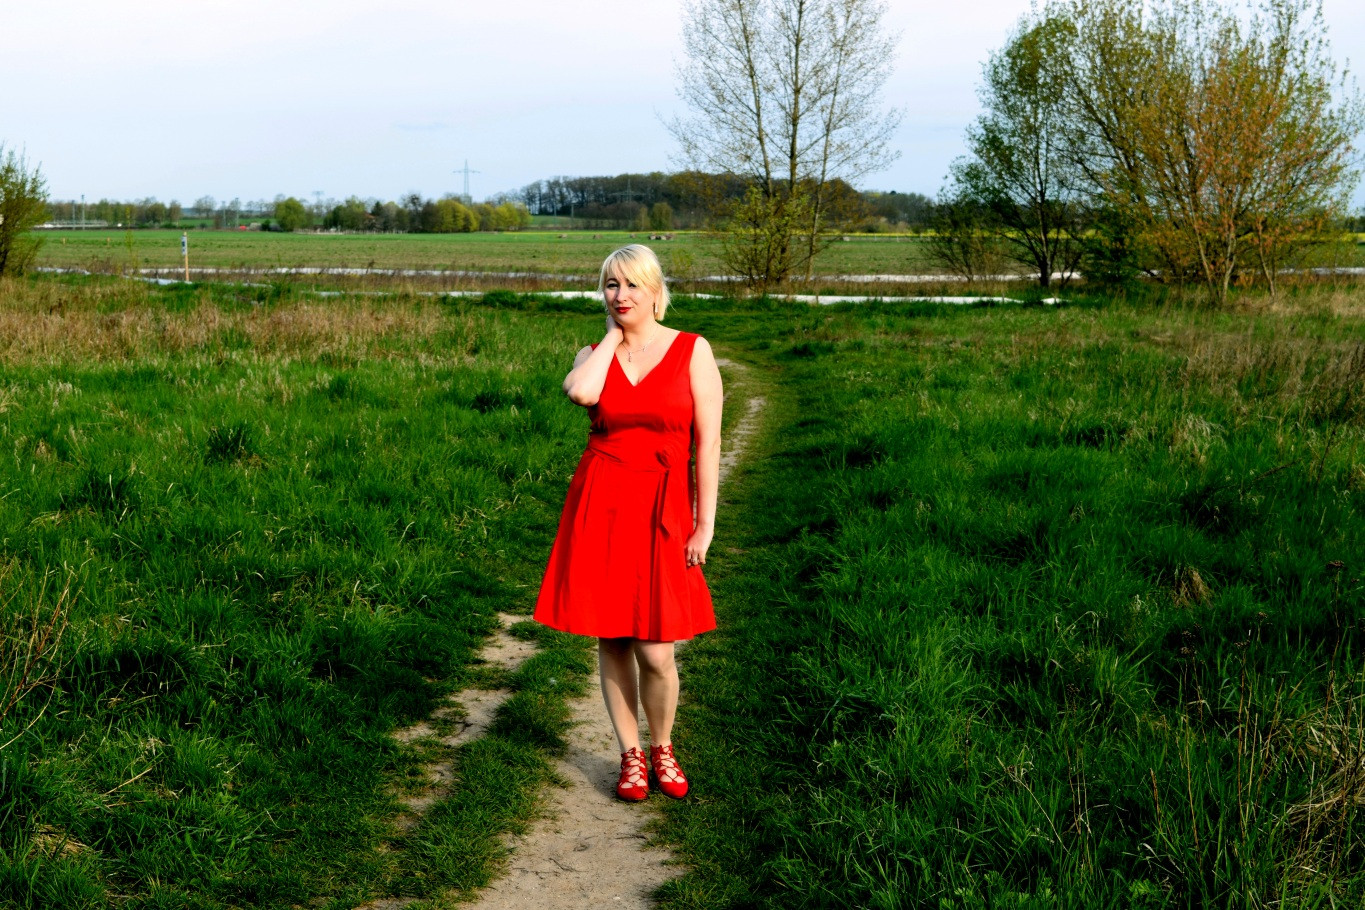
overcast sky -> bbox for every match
[4,0,1363,207]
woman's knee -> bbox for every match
[633,641,676,677]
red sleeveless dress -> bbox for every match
[534,331,716,641]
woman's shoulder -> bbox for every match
[674,329,709,349]
[681,331,712,354]
[682,333,717,375]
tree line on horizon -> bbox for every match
[36,176,934,236]
[35,194,534,235]
[504,170,932,232]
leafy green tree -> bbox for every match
[954,15,1088,287]
[649,201,675,231]
[0,146,48,276]
[494,201,530,231]
[1054,0,1363,301]
[274,197,310,232]
[325,197,370,231]
[719,186,811,294]
[472,203,497,232]
[925,187,1006,282]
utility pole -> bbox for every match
[611,177,645,204]
[454,159,481,203]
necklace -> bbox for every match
[620,329,661,362]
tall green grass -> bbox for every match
[0,276,596,907]
[5,275,1364,908]
[662,289,1365,908]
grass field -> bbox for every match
[2,274,1364,907]
[659,287,1365,908]
[0,277,600,907]
[32,230,946,282]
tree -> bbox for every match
[1055,0,1363,302]
[670,0,900,288]
[926,188,1006,282]
[274,197,309,232]
[0,147,48,276]
[720,185,811,293]
[326,197,371,232]
[649,201,675,231]
[953,15,1088,287]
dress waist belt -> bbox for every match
[584,444,690,541]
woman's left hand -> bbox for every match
[685,526,713,569]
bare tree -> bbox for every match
[0,146,48,276]
[798,0,902,277]
[670,0,900,288]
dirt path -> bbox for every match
[362,355,766,910]
[461,355,765,909]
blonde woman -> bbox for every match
[535,244,722,801]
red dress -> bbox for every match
[534,331,716,641]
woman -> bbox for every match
[534,244,722,802]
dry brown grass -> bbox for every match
[1283,681,1365,883]
[1180,332,1365,423]
[0,280,451,364]
[0,565,72,752]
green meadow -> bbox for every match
[35,231,1365,302]
[2,274,1364,907]
[33,230,943,281]
[0,278,596,907]
[665,288,1365,908]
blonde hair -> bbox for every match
[598,244,670,321]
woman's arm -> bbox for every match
[562,317,624,406]
[687,336,723,567]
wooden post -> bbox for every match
[182,232,189,282]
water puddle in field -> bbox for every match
[36,267,1067,306]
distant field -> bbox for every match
[33,229,942,279]
[35,229,1365,290]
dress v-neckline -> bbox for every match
[614,331,684,388]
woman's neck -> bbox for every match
[620,320,661,351]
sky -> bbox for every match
[4,0,1364,208]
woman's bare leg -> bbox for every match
[598,637,641,752]
[633,640,679,746]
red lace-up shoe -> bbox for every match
[616,746,649,802]
[650,743,689,799]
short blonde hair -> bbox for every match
[598,244,670,321]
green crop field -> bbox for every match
[2,273,1364,908]
[33,230,944,280]
[35,230,1365,297]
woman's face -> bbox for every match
[603,269,657,329]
